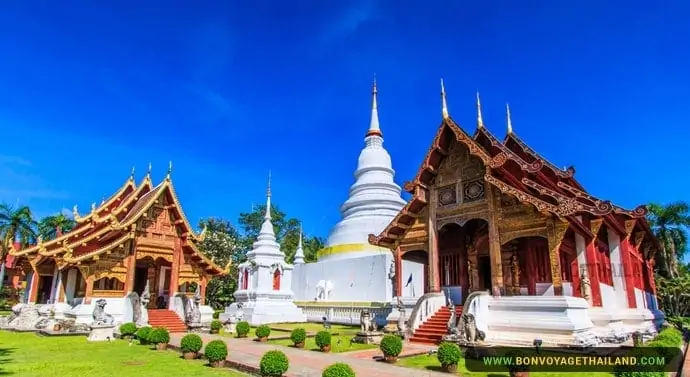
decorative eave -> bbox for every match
[503,132,576,180]
[184,241,225,275]
[368,199,424,248]
[75,175,138,224]
[61,228,136,265]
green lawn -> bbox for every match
[266,333,376,353]
[398,353,614,377]
[0,331,248,377]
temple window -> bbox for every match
[75,271,86,297]
[595,228,613,285]
[559,249,574,282]
[95,277,124,291]
[272,268,281,291]
[532,240,551,283]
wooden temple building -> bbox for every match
[8,167,225,313]
[369,88,661,312]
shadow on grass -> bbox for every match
[0,347,16,375]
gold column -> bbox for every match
[485,186,504,293]
[547,219,569,296]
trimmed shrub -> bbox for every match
[437,342,462,366]
[256,324,271,339]
[210,320,222,333]
[290,328,307,345]
[205,340,228,363]
[119,322,137,337]
[136,326,152,344]
[379,334,403,357]
[148,327,170,345]
[236,321,251,337]
[260,350,289,377]
[654,327,682,347]
[213,310,222,319]
[180,333,203,353]
[322,362,355,377]
[315,331,331,348]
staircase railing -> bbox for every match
[406,291,447,337]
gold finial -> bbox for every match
[73,205,80,219]
[91,202,96,213]
[37,235,43,245]
[101,196,105,205]
[130,166,135,180]
[166,161,172,180]
[147,162,152,178]
[476,91,484,128]
[506,103,513,134]
[441,78,449,119]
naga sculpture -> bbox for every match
[126,291,141,324]
[92,299,114,326]
[185,285,202,325]
[396,297,407,335]
[138,281,151,327]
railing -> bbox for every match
[294,302,392,326]
[406,291,447,336]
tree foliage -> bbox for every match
[655,271,690,318]
[0,204,37,263]
[37,213,76,241]
[647,202,690,278]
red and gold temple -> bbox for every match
[8,168,225,309]
[369,90,660,310]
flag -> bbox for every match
[405,273,413,287]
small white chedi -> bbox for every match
[221,174,306,325]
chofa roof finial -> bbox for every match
[476,91,484,128]
[506,103,513,134]
[166,161,172,180]
[441,79,449,119]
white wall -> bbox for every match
[292,253,394,302]
[400,260,424,299]
[634,287,646,309]
[599,283,617,310]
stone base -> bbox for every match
[352,331,384,344]
[87,325,116,342]
[222,300,306,326]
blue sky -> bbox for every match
[0,1,688,245]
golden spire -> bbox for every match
[506,103,513,134]
[476,91,484,128]
[130,166,136,181]
[441,79,449,119]
[166,161,172,180]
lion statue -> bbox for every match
[92,299,114,325]
[359,310,376,333]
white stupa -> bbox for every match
[318,78,408,262]
[224,173,306,325]
[291,79,425,313]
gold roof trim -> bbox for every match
[64,230,134,263]
[76,176,137,224]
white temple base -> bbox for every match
[64,298,127,325]
[472,295,600,347]
[223,300,306,326]
[87,324,116,342]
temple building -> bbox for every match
[8,166,225,325]
[368,82,663,345]
[290,80,424,325]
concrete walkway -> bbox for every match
[169,333,448,377]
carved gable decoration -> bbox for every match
[438,184,457,206]
[436,140,468,184]
[463,179,485,203]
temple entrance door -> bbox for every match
[478,256,491,291]
[37,275,53,304]
[438,223,466,305]
[134,267,148,295]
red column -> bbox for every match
[619,239,637,308]
[199,275,208,305]
[395,247,403,297]
[428,217,441,293]
[28,271,40,303]
[169,240,181,296]
[585,241,603,306]
[84,275,95,304]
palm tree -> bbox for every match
[37,213,76,240]
[0,203,37,288]
[647,202,690,278]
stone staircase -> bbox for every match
[409,306,462,345]
[147,309,187,333]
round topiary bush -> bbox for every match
[256,324,271,341]
[180,333,203,359]
[379,334,403,362]
[437,342,462,372]
[315,331,332,352]
[322,362,355,377]
[148,327,170,350]
[136,326,152,344]
[119,322,137,338]
[260,350,289,377]
[205,340,228,367]
[236,321,251,338]
[290,328,307,348]
[210,320,222,334]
